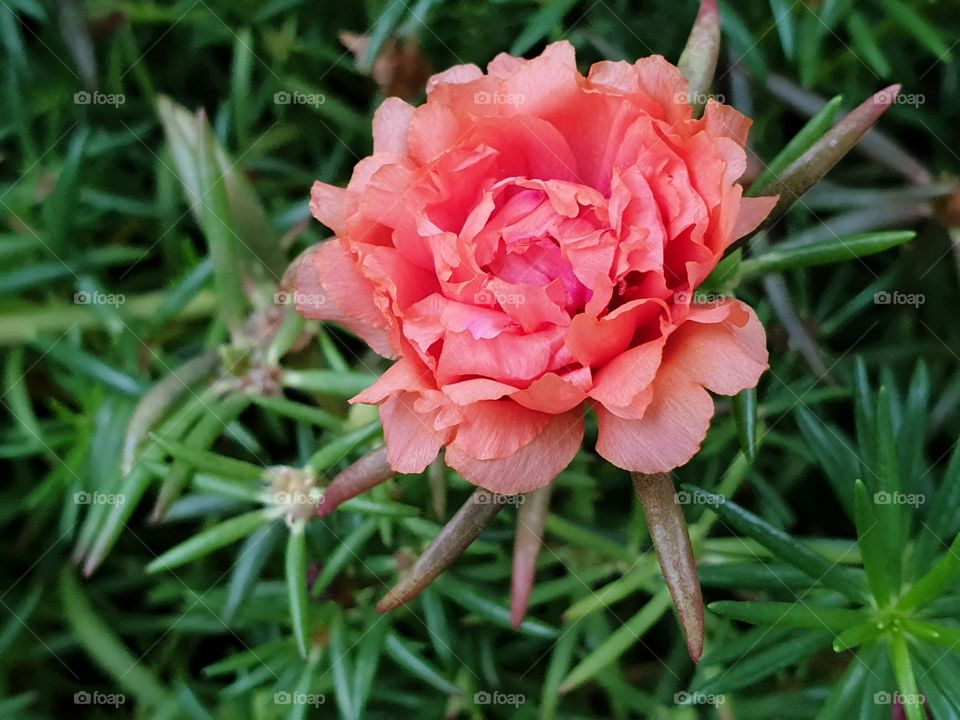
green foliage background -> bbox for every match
[2,0,960,718]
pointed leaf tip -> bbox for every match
[510,486,552,628]
[377,489,505,612]
[764,84,903,218]
[878,83,902,103]
[678,0,721,114]
[732,388,758,461]
[633,473,705,662]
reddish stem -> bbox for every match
[377,489,504,612]
[511,485,553,628]
[632,472,705,663]
[317,446,393,517]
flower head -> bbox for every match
[294,41,775,494]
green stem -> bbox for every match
[0,290,217,346]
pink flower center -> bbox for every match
[476,185,593,313]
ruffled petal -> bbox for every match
[512,370,590,413]
[408,103,463,164]
[372,97,415,155]
[631,55,693,125]
[351,357,431,405]
[589,335,666,418]
[437,325,566,385]
[426,64,484,94]
[442,377,517,404]
[380,393,448,474]
[703,98,751,146]
[731,195,778,241]
[669,299,768,395]
[446,408,585,494]
[292,241,395,358]
[566,299,664,368]
[449,400,552,460]
[594,299,767,473]
[487,52,525,78]
[499,41,581,119]
[309,181,347,234]
[594,362,714,473]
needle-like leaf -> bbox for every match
[376,489,505,612]
[739,230,915,278]
[317,446,393,517]
[763,85,901,217]
[748,95,843,197]
[633,472,705,662]
[678,0,720,114]
[122,351,219,475]
[286,519,310,658]
[709,600,866,631]
[732,387,759,461]
[146,508,272,573]
[683,484,870,603]
[853,480,895,606]
[511,484,552,628]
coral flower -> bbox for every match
[293,41,775,494]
